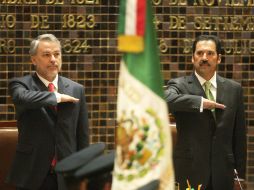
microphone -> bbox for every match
[234,169,244,190]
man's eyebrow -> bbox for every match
[42,50,61,53]
[196,50,215,52]
[42,51,50,54]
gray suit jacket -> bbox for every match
[6,73,89,190]
[165,73,246,190]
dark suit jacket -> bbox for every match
[165,73,246,190]
[6,73,89,190]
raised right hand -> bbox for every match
[203,98,226,110]
[60,94,79,103]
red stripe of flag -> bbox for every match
[136,0,146,36]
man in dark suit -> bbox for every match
[165,35,246,190]
[6,34,89,190]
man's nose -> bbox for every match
[50,54,56,62]
[202,53,208,60]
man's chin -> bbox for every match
[48,68,59,74]
[47,72,58,80]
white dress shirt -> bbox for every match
[195,71,217,112]
[36,73,61,103]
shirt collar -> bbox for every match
[195,71,217,89]
[36,72,58,91]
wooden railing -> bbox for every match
[0,121,17,128]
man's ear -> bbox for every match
[217,54,222,64]
[31,56,36,66]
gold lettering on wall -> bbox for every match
[159,38,254,55]
[169,16,186,29]
[86,15,96,29]
[0,0,101,4]
[153,16,161,30]
[70,0,99,5]
[159,39,168,53]
[0,14,16,29]
[62,14,96,29]
[168,0,187,5]
[0,39,15,54]
[247,0,254,6]
[193,0,221,6]
[153,16,161,29]
[62,39,90,54]
[180,39,254,54]
[152,0,162,5]
[223,39,254,54]
[30,15,49,29]
[189,0,254,6]
[0,0,37,4]
[1,0,253,56]
[194,16,213,30]
[46,0,64,5]
[182,39,193,54]
[225,0,244,6]
[192,0,248,6]
[163,15,254,31]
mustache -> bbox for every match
[200,60,210,65]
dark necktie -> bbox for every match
[48,83,57,168]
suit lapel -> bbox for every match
[32,72,48,91]
[32,72,58,117]
[58,76,70,95]
[216,75,225,104]
[215,75,226,121]
[57,76,71,114]
[188,73,206,97]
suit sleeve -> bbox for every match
[76,86,89,150]
[233,86,247,179]
[8,79,57,116]
[165,79,202,113]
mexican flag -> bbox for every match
[111,0,174,189]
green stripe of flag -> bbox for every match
[123,0,164,98]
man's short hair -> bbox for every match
[29,34,61,56]
[192,34,222,55]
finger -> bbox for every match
[67,96,79,102]
[71,98,79,102]
[215,103,226,109]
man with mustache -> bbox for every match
[6,34,89,190]
[165,35,246,190]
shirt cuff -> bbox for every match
[54,92,61,103]
[200,97,204,112]
[234,178,245,181]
